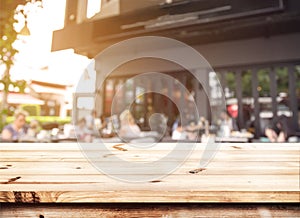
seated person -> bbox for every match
[1,109,28,142]
[118,109,141,139]
[219,110,239,132]
[85,110,97,130]
[96,114,108,133]
[75,118,93,142]
[172,121,187,140]
[265,115,299,142]
[27,119,40,138]
[172,118,204,140]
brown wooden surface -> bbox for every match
[0,143,299,203]
[1,203,300,218]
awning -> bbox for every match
[0,92,45,105]
[29,80,67,96]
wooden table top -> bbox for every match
[0,143,299,203]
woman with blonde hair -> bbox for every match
[1,109,28,141]
[118,109,141,139]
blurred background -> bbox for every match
[1,0,300,143]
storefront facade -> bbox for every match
[52,0,300,137]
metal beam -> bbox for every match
[269,67,278,118]
[251,68,261,138]
[168,78,174,125]
[288,65,299,130]
[180,74,187,124]
[235,70,244,129]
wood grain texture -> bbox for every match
[1,203,299,218]
[0,143,299,203]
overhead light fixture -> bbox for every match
[19,10,30,36]
[19,21,30,36]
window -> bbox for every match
[86,0,102,19]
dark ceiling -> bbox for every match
[52,0,300,58]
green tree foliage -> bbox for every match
[242,70,251,97]
[257,69,270,97]
[222,67,300,99]
[0,0,42,128]
[225,72,235,97]
[276,67,289,94]
[20,104,41,116]
[0,2,18,69]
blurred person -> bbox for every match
[27,119,40,137]
[97,114,108,132]
[219,110,239,132]
[172,120,187,140]
[100,114,118,138]
[188,121,203,140]
[119,109,141,139]
[265,115,300,142]
[75,118,92,142]
[1,109,28,141]
[171,117,180,133]
[85,110,97,130]
[95,114,112,137]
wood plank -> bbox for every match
[0,143,299,203]
[0,143,299,151]
[1,160,298,167]
[1,157,299,163]
[0,161,298,175]
[0,190,298,203]
[1,203,299,217]
[0,175,298,190]
[0,156,297,162]
[1,148,299,161]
